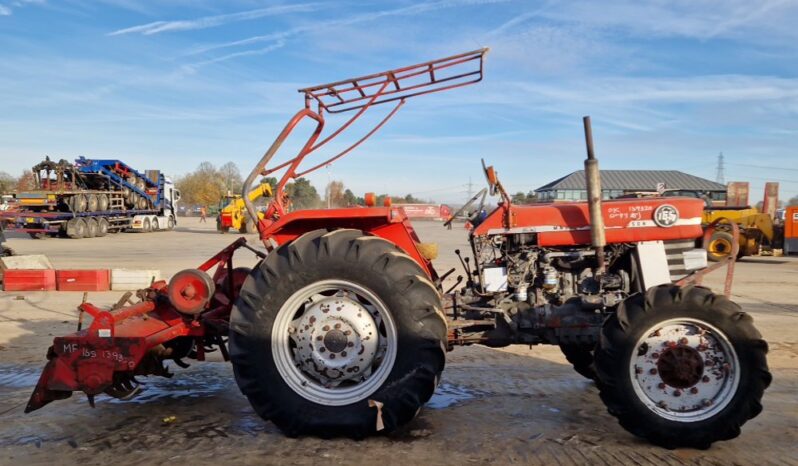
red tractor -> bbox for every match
[26,49,770,449]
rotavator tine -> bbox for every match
[174,358,190,368]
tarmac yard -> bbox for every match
[1,218,797,465]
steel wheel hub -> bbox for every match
[272,280,397,406]
[290,295,380,386]
[630,318,740,422]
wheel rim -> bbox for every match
[272,279,397,406]
[629,318,740,422]
[709,237,731,256]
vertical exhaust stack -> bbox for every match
[582,116,606,274]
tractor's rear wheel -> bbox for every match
[559,344,597,381]
[230,229,447,438]
[594,285,771,449]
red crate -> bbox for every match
[3,269,56,291]
[56,269,110,292]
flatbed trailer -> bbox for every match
[3,157,181,239]
[0,208,175,238]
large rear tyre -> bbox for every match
[594,285,771,449]
[230,229,447,438]
[559,344,597,381]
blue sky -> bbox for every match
[1,0,797,203]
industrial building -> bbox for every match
[535,170,727,202]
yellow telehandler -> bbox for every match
[216,182,272,234]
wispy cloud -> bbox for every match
[189,0,511,56]
[1,0,43,15]
[183,40,286,72]
[109,3,321,36]
[533,0,798,42]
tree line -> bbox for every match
[174,162,432,210]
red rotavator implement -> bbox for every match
[27,48,771,449]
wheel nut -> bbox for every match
[649,368,658,375]
[690,387,699,394]
[329,354,336,359]
[658,383,667,389]
[319,347,326,353]
[673,390,681,397]
[322,325,330,332]
[652,352,660,359]
[679,337,689,345]
[702,399,712,407]
[702,375,710,383]
[287,326,296,334]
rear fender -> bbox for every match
[259,207,437,279]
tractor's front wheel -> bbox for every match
[595,285,771,449]
[559,343,597,380]
[229,229,447,438]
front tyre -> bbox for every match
[229,229,447,438]
[595,285,771,449]
[559,343,597,380]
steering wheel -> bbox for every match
[443,187,488,229]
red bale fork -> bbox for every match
[26,48,771,449]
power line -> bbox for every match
[727,175,798,185]
[727,162,798,172]
[409,183,467,195]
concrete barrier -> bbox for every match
[0,254,54,283]
[111,269,161,291]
